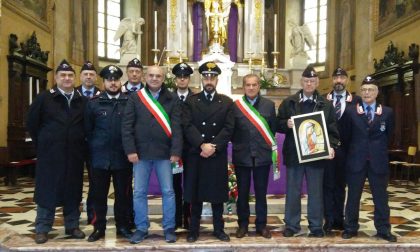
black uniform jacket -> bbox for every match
[277,90,340,167]
[231,95,276,167]
[121,86,183,159]
[84,92,130,170]
[182,92,234,203]
[26,87,87,209]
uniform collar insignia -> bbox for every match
[356,103,382,115]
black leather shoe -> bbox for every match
[88,229,105,242]
[65,228,85,239]
[332,222,344,230]
[256,227,272,239]
[342,230,357,239]
[187,232,199,243]
[235,226,248,238]
[35,232,48,244]
[116,227,133,239]
[283,228,297,237]
[308,230,324,238]
[376,232,397,242]
[323,223,333,235]
[213,230,230,242]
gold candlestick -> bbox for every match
[272,51,279,73]
[164,49,171,67]
[247,51,254,72]
[151,49,160,65]
[261,52,267,74]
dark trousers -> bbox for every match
[173,172,191,228]
[86,161,94,223]
[235,164,270,230]
[323,147,346,226]
[344,161,391,234]
[35,204,80,233]
[190,201,224,233]
[91,168,131,230]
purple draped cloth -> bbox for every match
[227,3,238,62]
[147,134,308,195]
[192,3,204,61]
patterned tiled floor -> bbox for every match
[0,176,419,251]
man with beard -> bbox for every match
[122,58,144,93]
[323,67,361,235]
[171,62,194,229]
[26,60,87,244]
[84,65,133,242]
[76,60,101,225]
[182,61,234,243]
[122,65,182,244]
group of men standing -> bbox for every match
[26,57,396,245]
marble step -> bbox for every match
[83,195,309,216]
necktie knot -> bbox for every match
[180,95,185,101]
[206,94,212,101]
[64,93,72,100]
[130,87,138,92]
[336,95,342,102]
[84,90,92,97]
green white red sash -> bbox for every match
[235,96,280,180]
[137,88,172,138]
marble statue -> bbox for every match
[114,17,145,56]
[288,20,315,59]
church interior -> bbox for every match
[0,0,419,251]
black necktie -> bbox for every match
[180,95,185,102]
[335,95,342,119]
[64,93,72,100]
[131,87,138,92]
[206,94,212,101]
[366,106,372,124]
[84,90,92,97]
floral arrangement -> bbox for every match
[227,163,238,214]
[164,73,176,91]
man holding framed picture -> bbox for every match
[276,65,340,238]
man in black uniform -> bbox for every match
[84,65,133,242]
[26,60,87,244]
[323,67,361,234]
[122,58,144,93]
[172,62,194,229]
[182,61,234,242]
[232,74,276,239]
[76,60,100,225]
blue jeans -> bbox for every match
[133,160,175,232]
[285,163,324,233]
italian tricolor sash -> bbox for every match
[137,88,172,138]
[235,96,280,180]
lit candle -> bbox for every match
[154,11,158,49]
[36,79,40,94]
[274,14,277,51]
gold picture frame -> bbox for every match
[291,111,332,163]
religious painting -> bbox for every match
[3,0,49,31]
[291,111,332,163]
[376,0,420,39]
[335,0,355,69]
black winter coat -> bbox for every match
[26,87,87,209]
[84,92,130,170]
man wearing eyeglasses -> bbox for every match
[342,75,396,242]
[182,61,234,243]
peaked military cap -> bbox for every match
[198,61,221,76]
[302,65,318,78]
[361,75,378,86]
[56,59,75,73]
[172,62,193,77]
[80,61,96,72]
[332,67,348,77]
[127,58,143,69]
[99,65,123,80]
